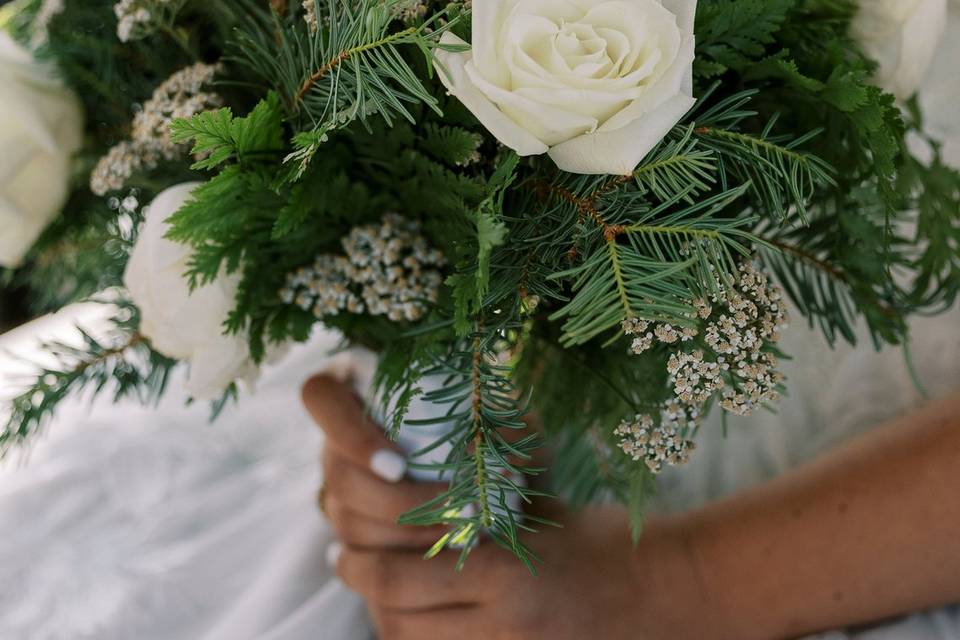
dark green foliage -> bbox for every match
[5,0,959,569]
[695,0,795,77]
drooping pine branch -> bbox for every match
[1,319,176,454]
[396,325,549,572]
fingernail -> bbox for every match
[326,542,343,569]
[370,449,406,483]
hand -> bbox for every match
[302,374,712,640]
[303,373,450,550]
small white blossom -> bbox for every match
[30,0,66,48]
[279,214,446,323]
[91,62,222,196]
[615,404,697,474]
[301,0,318,33]
[619,262,790,471]
[114,0,186,43]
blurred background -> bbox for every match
[0,0,26,332]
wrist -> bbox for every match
[630,514,743,640]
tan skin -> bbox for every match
[303,375,960,640]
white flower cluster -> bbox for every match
[342,214,446,320]
[30,0,65,48]
[301,0,318,33]
[614,400,697,473]
[705,262,789,416]
[114,0,184,43]
[282,255,364,318]
[91,62,221,196]
[617,262,789,470]
[280,214,445,323]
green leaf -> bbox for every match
[169,92,284,171]
[170,107,237,170]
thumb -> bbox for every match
[302,374,407,483]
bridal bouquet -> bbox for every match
[2,0,958,569]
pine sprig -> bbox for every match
[629,125,718,203]
[231,0,455,141]
[549,185,758,346]
[1,312,176,454]
[694,89,836,222]
[397,327,549,572]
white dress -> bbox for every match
[2,11,960,640]
[1,298,958,640]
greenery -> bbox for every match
[2,0,958,570]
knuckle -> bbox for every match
[332,514,366,546]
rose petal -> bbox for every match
[548,93,695,174]
[464,59,599,146]
[435,32,549,156]
[660,0,698,35]
[513,85,638,124]
[472,0,511,86]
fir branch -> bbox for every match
[1,320,175,454]
[549,185,758,346]
[232,0,452,136]
[294,26,418,106]
[758,225,905,347]
[694,117,835,223]
[397,326,548,572]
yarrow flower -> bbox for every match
[114,0,188,43]
[280,214,445,323]
[91,62,222,196]
[30,0,66,48]
[615,401,697,474]
[301,0,318,33]
[618,262,789,471]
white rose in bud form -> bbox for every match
[435,0,697,175]
[852,0,948,99]
[0,32,83,268]
[124,183,261,400]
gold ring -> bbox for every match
[318,483,329,515]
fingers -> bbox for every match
[333,545,507,611]
[369,606,482,640]
[325,495,449,549]
[303,374,407,482]
[322,447,446,523]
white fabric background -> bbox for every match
[2,8,960,639]
[1,301,958,640]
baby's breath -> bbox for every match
[280,214,445,323]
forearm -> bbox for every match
[671,391,960,639]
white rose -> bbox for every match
[0,32,83,268]
[852,0,948,99]
[434,0,697,175]
[124,183,259,400]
